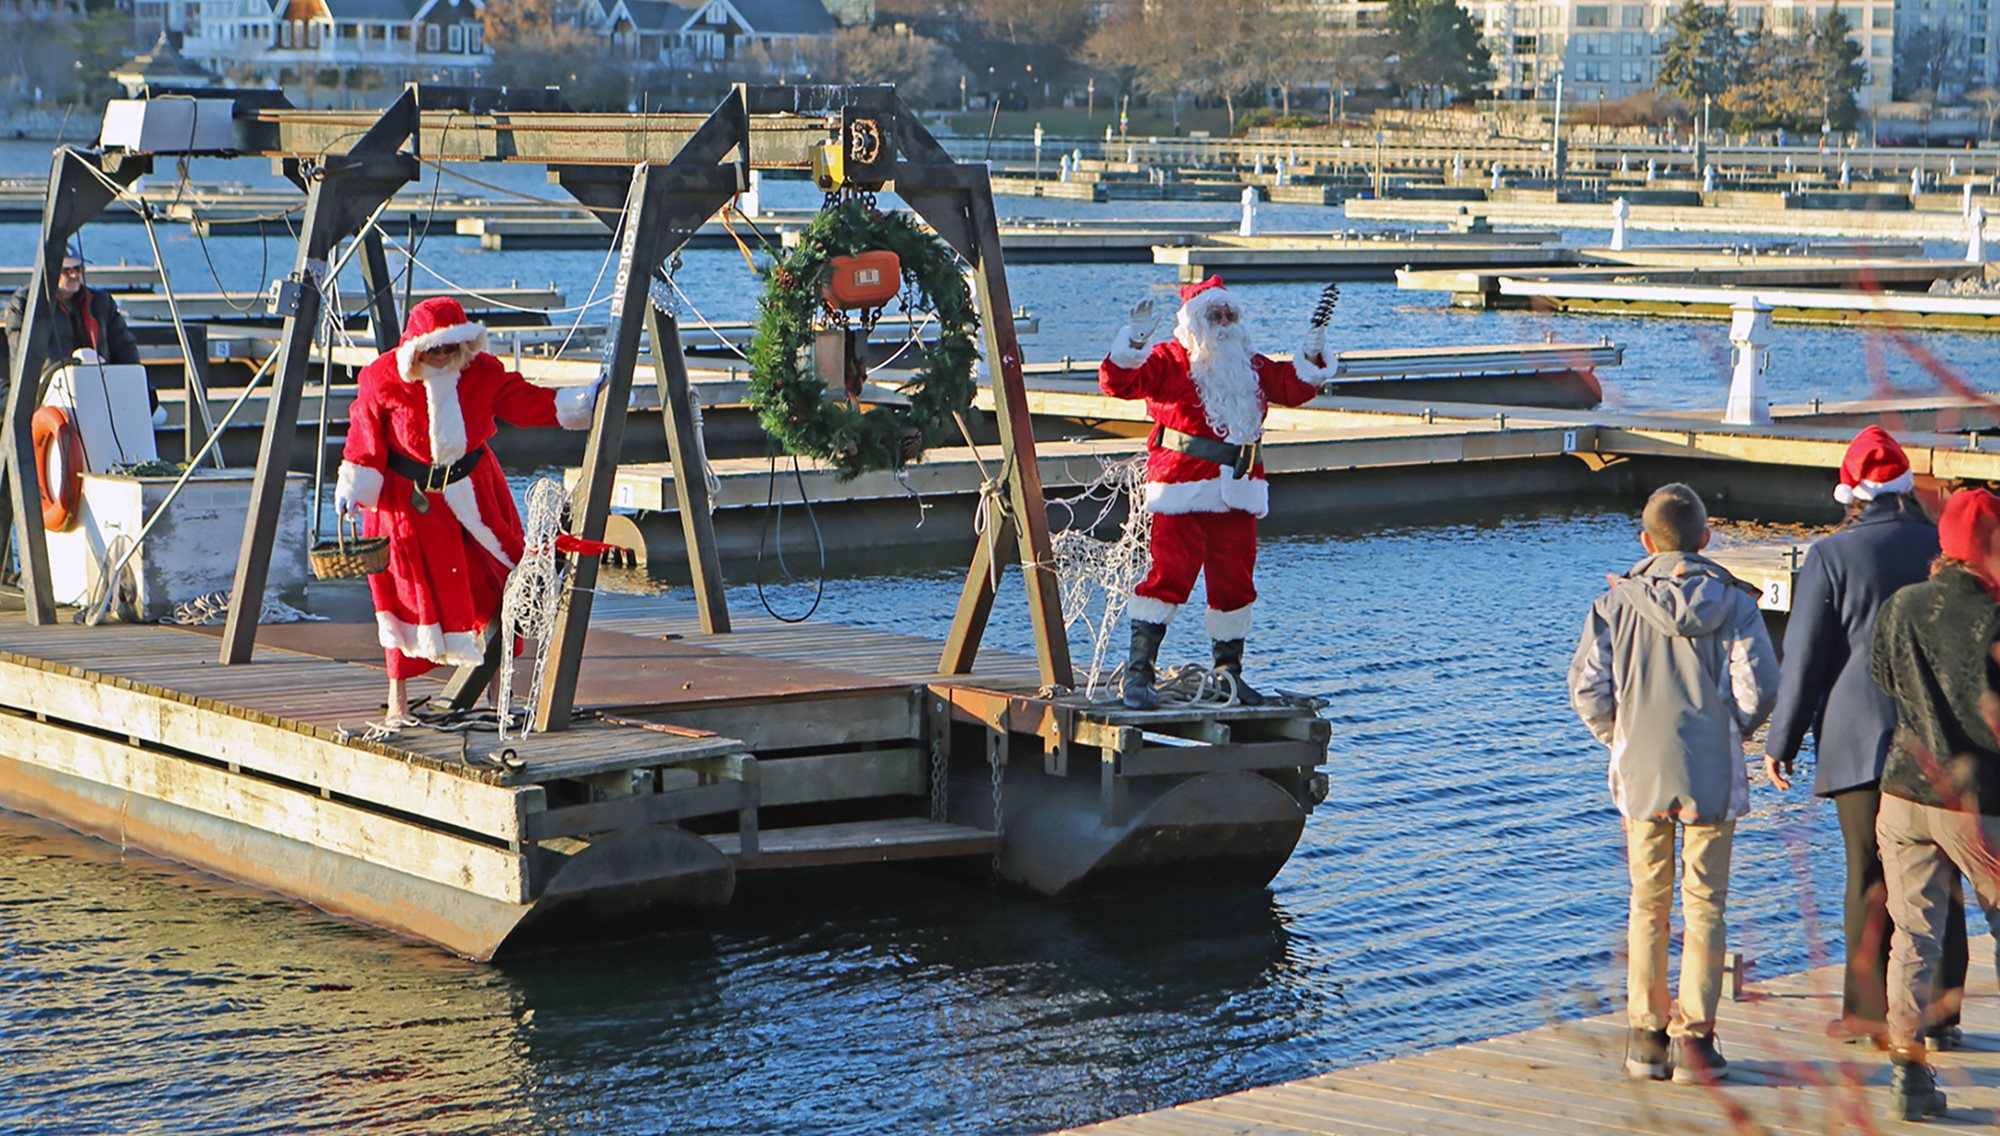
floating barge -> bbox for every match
[0,592,1328,959]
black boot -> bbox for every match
[1211,639,1266,706]
[1889,1051,1948,1121]
[1122,620,1167,710]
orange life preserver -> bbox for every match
[32,405,81,532]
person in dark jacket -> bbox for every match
[0,243,141,388]
[1764,427,1967,1048]
[1872,488,2000,1122]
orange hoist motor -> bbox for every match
[824,251,901,309]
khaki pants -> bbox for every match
[1877,794,2000,1050]
[1626,818,1734,1037]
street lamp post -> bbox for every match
[1087,77,1095,119]
[1034,121,1044,178]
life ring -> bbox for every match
[32,405,81,532]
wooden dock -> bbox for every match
[1049,953,2000,1135]
[1495,277,2000,332]
[1152,233,1569,282]
[1398,255,1966,309]
[1349,196,1995,242]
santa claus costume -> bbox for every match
[1098,275,1333,709]
[336,297,599,700]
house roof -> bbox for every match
[115,33,220,80]
[319,0,420,19]
[623,0,693,30]
[690,0,835,35]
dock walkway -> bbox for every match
[1052,954,2000,1134]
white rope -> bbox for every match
[666,274,753,362]
[687,395,722,511]
[495,477,570,740]
[382,232,620,316]
[160,589,326,626]
[1049,455,1153,697]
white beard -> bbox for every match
[1177,320,1264,444]
[400,356,471,463]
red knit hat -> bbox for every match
[1179,275,1226,303]
[1939,488,2000,563]
[395,296,487,378]
[1834,425,1914,505]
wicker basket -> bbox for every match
[309,514,390,580]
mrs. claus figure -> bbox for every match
[1098,275,1333,709]
[335,296,605,722]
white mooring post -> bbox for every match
[1239,185,1259,236]
[1912,166,1924,195]
[1969,203,1987,263]
[1453,152,1464,179]
[1839,160,1851,188]
[1951,157,1960,178]
[741,169,762,218]
[1609,196,1630,251]
[1059,154,1072,182]
[1724,297,1774,426]
[1254,152,1265,176]
[1619,154,1630,174]
[1490,161,1503,190]
[1645,158,1657,182]
[1702,164,1716,193]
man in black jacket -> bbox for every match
[1765,427,1966,1047]
[0,243,142,391]
[1873,487,2000,1122]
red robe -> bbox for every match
[337,350,594,678]
[1099,328,1325,630]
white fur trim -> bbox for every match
[1834,483,1856,505]
[1292,344,1338,385]
[438,476,516,570]
[395,322,488,380]
[1107,326,1151,370]
[1144,471,1270,518]
[1207,603,1254,641]
[415,368,470,464]
[1845,469,1914,503]
[554,382,598,430]
[1128,595,1180,624]
[374,611,486,667]
[337,460,383,509]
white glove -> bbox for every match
[1126,297,1161,346]
[333,486,359,520]
[150,405,168,427]
[1300,325,1326,362]
[583,367,611,404]
[72,348,101,365]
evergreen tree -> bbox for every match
[1804,9,1866,129]
[1384,0,1494,107]
[1656,0,1743,101]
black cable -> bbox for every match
[402,113,454,318]
[753,453,825,624]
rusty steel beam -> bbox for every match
[239,109,826,168]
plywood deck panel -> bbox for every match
[1050,955,2000,1135]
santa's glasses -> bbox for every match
[419,342,469,361]
[1204,305,1239,326]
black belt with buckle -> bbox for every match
[1151,425,1259,477]
[385,444,488,513]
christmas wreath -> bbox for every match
[747,198,980,480]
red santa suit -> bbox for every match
[1098,276,1331,640]
[336,297,597,679]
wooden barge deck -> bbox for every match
[1049,952,2000,1135]
[0,589,1329,959]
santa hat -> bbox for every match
[1175,274,1244,339]
[1940,487,2000,567]
[1833,425,1914,505]
[396,296,488,379]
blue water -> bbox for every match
[0,138,1941,1135]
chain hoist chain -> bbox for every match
[929,731,949,824]
[988,732,1006,879]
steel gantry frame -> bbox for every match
[5,83,1072,731]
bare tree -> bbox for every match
[829,26,960,105]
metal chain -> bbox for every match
[929,732,949,823]
[989,735,1006,879]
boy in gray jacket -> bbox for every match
[1569,483,1780,1085]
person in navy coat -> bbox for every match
[1765,426,1967,1046]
